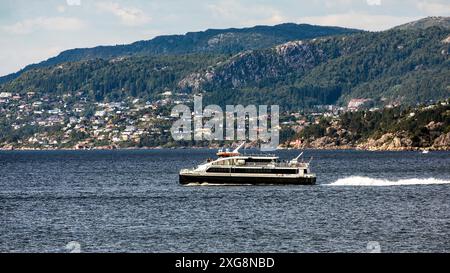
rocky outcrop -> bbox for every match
[367,132,450,151]
[432,132,450,149]
[293,129,450,151]
[178,71,214,91]
[177,39,329,91]
[357,132,415,151]
[443,35,450,44]
[426,121,443,130]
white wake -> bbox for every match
[327,176,450,187]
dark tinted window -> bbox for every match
[207,167,231,173]
[245,158,274,163]
[207,167,297,174]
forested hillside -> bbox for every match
[187,27,450,108]
[2,25,448,110]
[0,23,358,84]
[1,54,224,102]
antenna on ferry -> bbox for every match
[291,152,303,162]
[289,151,303,165]
[232,141,246,154]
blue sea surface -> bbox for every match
[0,149,449,252]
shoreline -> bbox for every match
[1,146,448,152]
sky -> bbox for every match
[0,0,449,76]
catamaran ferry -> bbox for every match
[179,143,316,185]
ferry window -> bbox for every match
[207,167,230,173]
[246,158,274,163]
[230,168,297,174]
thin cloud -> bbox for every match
[57,5,66,13]
[298,13,421,31]
[207,0,285,26]
[66,0,81,6]
[3,17,86,34]
[96,2,151,26]
[366,0,381,6]
[416,1,450,15]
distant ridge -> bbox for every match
[393,16,450,30]
[0,23,360,84]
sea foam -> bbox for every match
[327,176,450,187]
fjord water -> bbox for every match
[0,149,449,253]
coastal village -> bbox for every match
[0,89,448,150]
[0,90,188,150]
